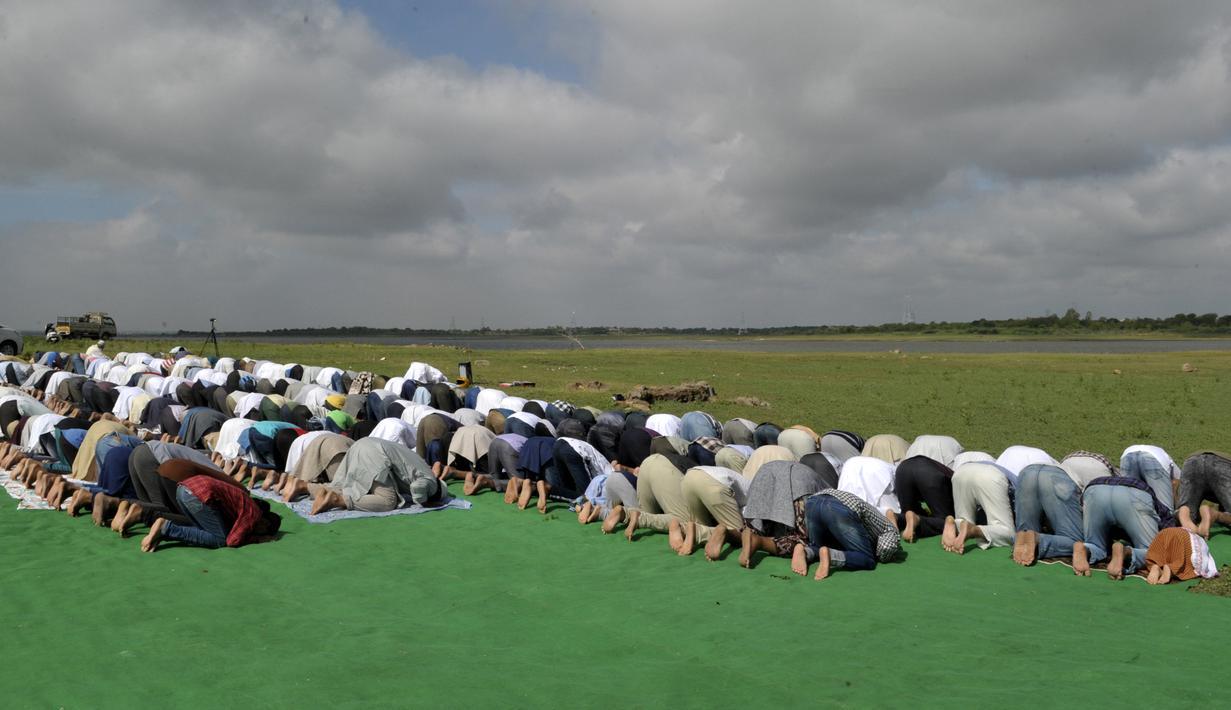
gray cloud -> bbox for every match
[1,0,1230,331]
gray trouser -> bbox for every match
[600,473,639,515]
[1176,453,1231,513]
[484,438,520,492]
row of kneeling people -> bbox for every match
[0,347,1225,584]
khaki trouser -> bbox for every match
[680,469,743,543]
[952,463,1014,548]
[635,456,690,533]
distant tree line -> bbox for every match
[173,310,1231,338]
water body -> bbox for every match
[216,335,1231,354]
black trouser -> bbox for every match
[210,388,231,415]
[273,429,299,472]
[128,445,191,525]
[160,407,182,437]
[0,400,19,435]
[549,440,589,500]
[64,377,87,406]
[893,455,955,539]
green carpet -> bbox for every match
[2,483,1228,709]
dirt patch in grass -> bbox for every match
[626,381,715,404]
[730,395,771,408]
[569,380,606,391]
[1189,566,1231,597]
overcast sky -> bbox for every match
[1,1,1229,332]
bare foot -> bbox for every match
[116,502,145,536]
[516,479,532,510]
[1072,541,1091,577]
[704,523,726,561]
[535,480,550,514]
[1178,505,1201,536]
[584,503,601,524]
[814,546,831,580]
[310,489,344,515]
[66,489,92,517]
[885,509,898,532]
[503,478,521,505]
[678,521,696,556]
[283,478,309,502]
[34,473,56,498]
[738,526,754,568]
[1160,564,1172,584]
[667,517,683,550]
[1013,530,1037,566]
[111,501,130,533]
[576,501,593,525]
[1199,504,1214,539]
[625,510,641,542]
[92,493,119,527]
[1106,541,1126,580]
[790,543,808,576]
[954,521,977,555]
[1147,564,1162,585]
[602,505,625,534]
[45,478,68,509]
[903,510,918,543]
[141,517,166,552]
[941,516,959,554]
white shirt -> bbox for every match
[996,445,1056,476]
[837,456,900,513]
[498,396,527,412]
[404,361,447,383]
[474,388,506,415]
[233,392,266,418]
[384,377,407,396]
[255,361,285,382]
[1121,445,1182,480]
[111,386,145,420]
[399,404,441,427]
[213,417,257,459]
[142,375,166,398]
[645,413,683,438]
[158,376,187,399]
[315,366,344,389]
[284,430,331,473]
[21,413,64,453]
[370,418,417,449]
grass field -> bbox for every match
[4,340,1231,708]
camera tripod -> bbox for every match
[201,318,220,358]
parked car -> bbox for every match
[0,323,23,356]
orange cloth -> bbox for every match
[1145,528,1197,581]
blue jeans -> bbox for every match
[1119,451,1174,513]
[1014,464,1082,558]
[804,495,876,571]
[162,487,229,549]
[1082,485,1159,573]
